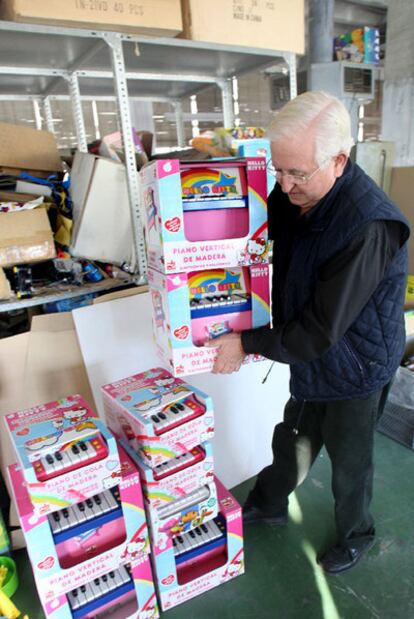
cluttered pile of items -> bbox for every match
[0,123,155,310]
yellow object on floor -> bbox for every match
[0,565,21,619]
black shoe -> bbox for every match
[242,501,288,526]
[317,539,376,574]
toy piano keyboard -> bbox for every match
[181,162,249,242]
[188,268,252,345]
[173,514,227,585]
[67,564,136,619]
[48,486,126,569]
[32,434,108,482]
[152,445,205,481]
[150,394,205,436]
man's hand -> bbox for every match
[205,332,246,374]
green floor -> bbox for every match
[12,432,414,619]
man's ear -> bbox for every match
[333,153,348,178]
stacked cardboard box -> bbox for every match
[6,395,158,619]
[102,367,244,611]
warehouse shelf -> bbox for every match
[0,19,297,308]
[0,274,134,312]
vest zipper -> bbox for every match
[344,338,364,377]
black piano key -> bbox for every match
[102,574,108,582]
[72,444,80,455]
[52,512,60,522]
[158,412,167,420]
[95,495,102,505]
[195,527,202,536]
[189,530,195,538]
[151,415,160,423]
[86,498,93,508]
[170,406,179,414]
[176,403,185,411]
[201,524,208,533]
[78,502,85,512]
[55,452,63,461]
[80,442,88,451]
[46,454,54,464]
[94,578,100,586]
[80,585,86,593]
[109,572,115,579]
[62,508,69,518]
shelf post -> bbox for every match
[173,100,186,148]
[218,79,234,128]
[67,73,88,152]
[104,33,147,282]
[42,97,55,134]
[284,52,298,100]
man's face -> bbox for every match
[270,129,347,214]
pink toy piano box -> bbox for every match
[140,158,269,274]
[145,479,218,552]
[102,368,214,468]
[40,560,159,619]
[8,444,152,604]
[148,264,270,376]
[4,395,120,516]
[151,476,244,611]
[125,440,214,513]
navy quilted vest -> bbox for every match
[270,161,410,401]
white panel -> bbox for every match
[72,292,290,489]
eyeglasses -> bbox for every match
[267,160,326,185]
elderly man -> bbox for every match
[208,91,410,574]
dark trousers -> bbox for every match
[250,384,391,548]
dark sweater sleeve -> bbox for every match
[241,220,403,364]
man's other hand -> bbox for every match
[205,332,246,374]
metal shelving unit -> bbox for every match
[0,19,297,311]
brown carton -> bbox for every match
[181,0,304,54]
[1,0,182,36]
[0,209,56,267]
[0,122,63,173]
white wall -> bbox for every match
[73,292,290,489]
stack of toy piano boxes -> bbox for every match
[102,367,244,611]
[140,157,271,377]
[5,395,159,619]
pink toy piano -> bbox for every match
[152,445,205,482]
[180,162,249,242]
[66,564,137,619]
[49,486,126,569]
[33,434,108,482]
[173,514,227,585]
[150,395,205,436]
[188,267,252,346]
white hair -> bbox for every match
[266,91,354,167]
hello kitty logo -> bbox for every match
[63,407,89,425]
[246,238,267,263]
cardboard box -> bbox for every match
[102,368,214,468]
[148,265,270,377]
[0,267,12,299]
[151,476,244,612]
[0,208,56,267]
[5,395,120,516]
[0,312,96,538]
[1,0,182,37]
[390,167,414,274]
[0,122,62,173]
[181,0,304,54]
[140,158,269,275]
[9,445,159,619]
[70,152,135,268]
